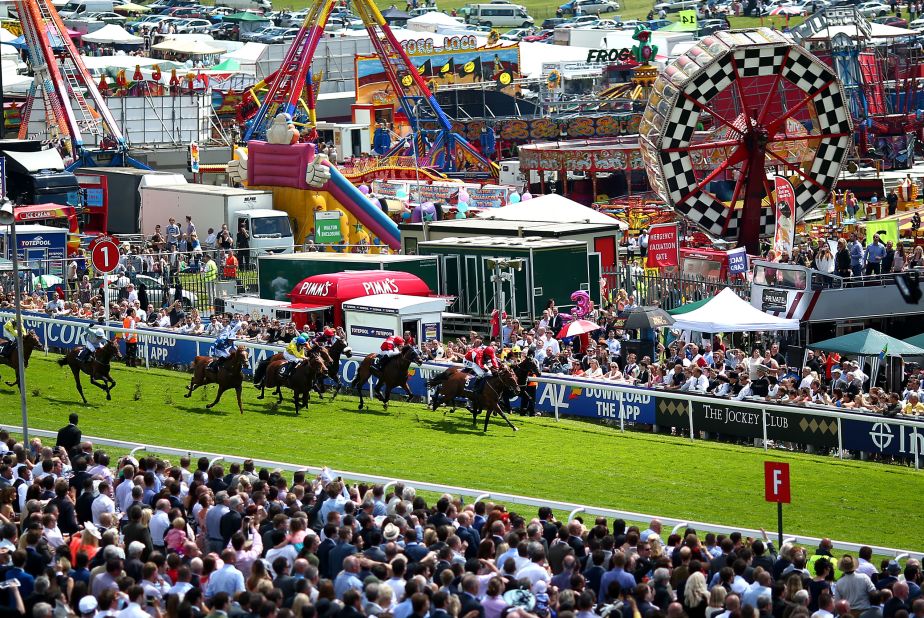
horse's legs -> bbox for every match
[403,380,413,402]
[186,373,200,397]
[483,405,493,432]
[235,385,243,415]
[5,365,20,389]
[382,386,391,411]
[68,364,88,404]
[105,375,116,400]
[206,385,226,409]
[493,404,519,432]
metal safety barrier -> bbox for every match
[0,423,919,558]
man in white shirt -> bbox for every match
[91,482,116,526]
[149,500,172,550]
[799,367,815,390]
[811,591,835,618]
[116,586,152,618]
[515,543,552,592]
[681,367,709,393]
[115,472,136,514]
[605,333,621,360]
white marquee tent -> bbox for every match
[476,193,626,228]
[81,24,143,45]
[670,287,799,332]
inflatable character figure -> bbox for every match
[631,25,658,64]
[266,112,300,145]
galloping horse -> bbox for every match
[429,355,540,415]
[0,330,42,390]
[321,338,352,398]
[58,339,122,403]
[429,364,520,432]
[186,346,249,414]
[351,345,421,411]
[253,342,341,398]
[261,354,327,414]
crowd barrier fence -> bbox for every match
[3,311,924,473]
[0,423,918,559]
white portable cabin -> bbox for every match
[343,294,447,354]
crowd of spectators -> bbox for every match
[0,416,921,618]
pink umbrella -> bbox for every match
[557,319,600,339]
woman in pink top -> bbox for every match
[482,577,509,618]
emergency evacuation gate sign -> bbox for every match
[764,461,791,503]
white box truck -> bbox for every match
[139,184,294,255]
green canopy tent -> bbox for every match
[809,328,924,388]
[904,332,924,351]
[223,11,272,21]
[667,296,712,315]
[807,329,924,356]
[211,58,241,71]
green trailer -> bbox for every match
[418,237,600,320]
[257,253,439,301]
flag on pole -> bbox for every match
[879,343,889,362]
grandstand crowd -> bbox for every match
[0,417,920,618]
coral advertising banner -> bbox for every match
[646,223,679,268]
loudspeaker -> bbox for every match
[786,345,805,369]
[621,339,655,364]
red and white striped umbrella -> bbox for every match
[557,319,600,339]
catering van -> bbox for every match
[465,3,534,27]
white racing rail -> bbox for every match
[2,312,924,556]
[0,423,918,559]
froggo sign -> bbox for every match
[646,223,679,268]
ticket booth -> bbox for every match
[343,294,447,354]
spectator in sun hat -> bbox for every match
[78,595,98,618]
[834,555,876,611]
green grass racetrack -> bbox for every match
[2,355,922,551]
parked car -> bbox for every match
[262,26,299,43]
[559,15,601,26]
[407,6,440,16]
[84,11,127,23]
[909,16,924,27]
[500,26,535,39]
[857,1,891,16]
[209,21,239,38]
[653,0,699,12]
[541,16,567,28]
[697,17,729,34]
[645,18,671,28]
[240,25,275,41]
[162,5,207,17]
[278,9,308,26]
[874,15,907,26]
[558,0,619,15]
[522,28,553,40]
[206,6,236,21]
[92,274,197,309]
[173,18,212,32]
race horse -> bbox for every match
[351,345,421,411]
[253,341,347,398]
[0,330,43,390]
[58,339,122,404]
[428,364,520,432]
[428,355,540,416]
[186,345,249,414]
[260,354,327,414]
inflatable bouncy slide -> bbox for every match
[229,115,401,251]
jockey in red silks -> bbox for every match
[373,335,405,372]
[313,326,336,348]
[463,337,500,398]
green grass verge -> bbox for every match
[2,356,923,551]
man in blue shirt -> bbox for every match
[864,234,886,275]
[4,550,34,597]
[599,552,636,602]
[849,234,864,277]
[204,550,245,599]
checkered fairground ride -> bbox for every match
[639,29,853,253]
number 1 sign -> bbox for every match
[90,235,120,274]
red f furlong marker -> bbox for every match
[764,461,791,546]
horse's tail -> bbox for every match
[427,369,454,388]
[57,356,68,367]
[253,358,270,385]
[351,358,369,388]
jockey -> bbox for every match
[0,318,25,357]
[373,335,405,372]
[463,338,499,397]
[79,326,108,363]
[281,335,309,378]
[313,326,336,348]
[210,319,242,371]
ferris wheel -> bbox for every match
[639,29,853,251]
